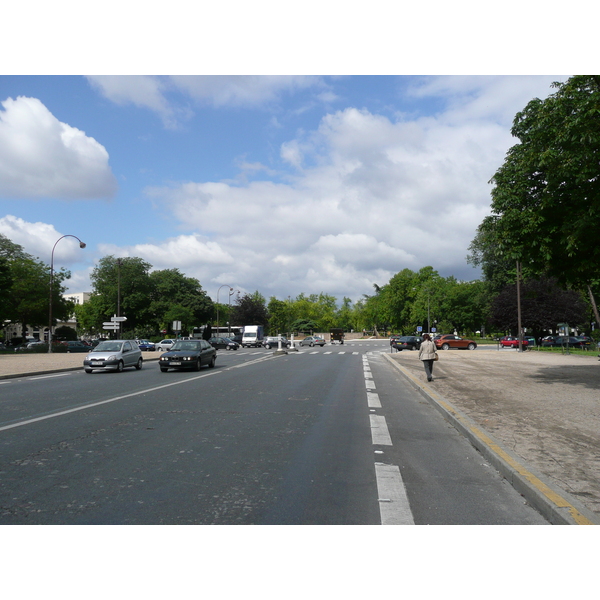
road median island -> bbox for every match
[383,349,600,525]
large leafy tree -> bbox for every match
[491,277,587,339]
[0,233,73,334]
[148,268,213,333]
[87,256,153,331]
[231,292,269,327]
[485,75,600,326]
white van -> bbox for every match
[241,325,264,348]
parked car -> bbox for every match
[209,336,239,350]
[0,342,7,351]
[156,339,175,351]
[159,339,216,372]
[63,340,90,353]
[27,340,45,349]
[389,334,403,346]
[576,336,593,348]
[543,336,586,349]
[499,336,528,348]
[263,336,290,349]
[84,340,143,373]
[435,334,477,350]
[299,336,326,347]
[392,336,422,351]
[135,339,156,351]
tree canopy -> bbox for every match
[484,75,600,326]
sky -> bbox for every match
[0,74,571,305]
[1,2,587,308]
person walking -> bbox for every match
[418,333,437,382]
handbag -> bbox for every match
[434,352,439,361]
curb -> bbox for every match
[383,353,600,525]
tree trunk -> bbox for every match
[587,284,600,330]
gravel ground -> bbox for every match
[388,347,600,516]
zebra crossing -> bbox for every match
[239,348,390,356]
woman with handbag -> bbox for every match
[418,333,437,382]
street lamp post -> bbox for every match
[216,285,233,337]
[48,235,86,353]
[228,288,238,337]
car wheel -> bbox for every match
[442,343,450,350]
[265,344,271,349]
[116,360,124,372]
[209,355,216,369]
[468,343,476,350]
[310,342,314,347]
[135,358,143,370]
[194,359,201,371]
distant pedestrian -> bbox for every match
[418,333,437,382]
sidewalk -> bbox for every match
[384,348,600,524]
[0,351,160,379]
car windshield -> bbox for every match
[171,341,202,351]
[93,341,123,352]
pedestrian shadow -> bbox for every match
[530,364,600,391]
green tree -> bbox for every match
[267,297,289,334]
[486,75,600,327]
[491,277,587,338]
[88,256,153,330]
[0,233,73,333]
[148,268,213,332]
[231,292,268,327]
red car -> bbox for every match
[500,336,528,348]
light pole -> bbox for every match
[216,285,233,337]
[228,288,239,337]
[48,235,86,353]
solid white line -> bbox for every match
[375,463,415,525]
[0,370,222,433]
[29,373,73,381]
[369,414,392,445]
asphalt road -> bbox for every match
[0,341,548,524]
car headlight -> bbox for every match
[107,355,116,361]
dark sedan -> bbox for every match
[542,336,585,349]
[63,340,90,353]
[159,339,216,372]
[209,336,239,350]
[392,336,422,351]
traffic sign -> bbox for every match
[103,322,118,326]
[102,324,119,330]
[112,316,127,322]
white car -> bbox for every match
[156,339,176,351]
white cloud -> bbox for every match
[139,79,563,300]
[0,96,117,199]
[87,75,325,126]
[0,215,88,263]
[98,233,234,272]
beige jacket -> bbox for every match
[418,339,437,361]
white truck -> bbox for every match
[241,325,264,348]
